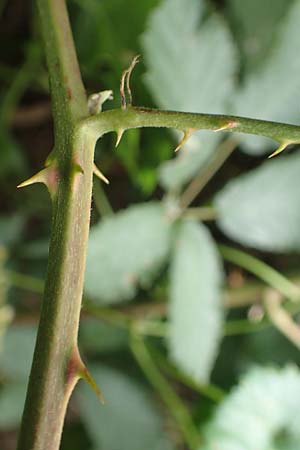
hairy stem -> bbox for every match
[16,1,92,449]
[81,107,300,148]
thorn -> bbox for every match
[268,141,291,158]
[115,129,124,148]
[120,55,140,109]
[66,347,105,404]
[17,168,49,189]
[214,120,238,132]
[174,128,196,152]
[45,149,56,167]
[73,162,84,174]
[80,365,105,404]
[93,163,109,184]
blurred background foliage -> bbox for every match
[1,0,300,449]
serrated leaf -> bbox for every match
[78,365,174,450]
[0,325,36,380]
[227,0,293,72]
[168,220,223,383]
[232,0,300,155]
[141,0,237,190]
[201,366,300,450]
[214,153,300,252]
[85,203,172,304]
[0,382,27,429]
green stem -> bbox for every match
[149,345,225,403]
[81,107,300,147]
[180,138,237,209]
[225,318,269,336]
[17,0,92,449]
[130,330,200,450]
[219,245,300,301]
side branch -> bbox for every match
[81,107,300,155]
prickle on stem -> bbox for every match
[175,128,196,152]
[93,163,109,184]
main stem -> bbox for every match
[16,1,300,449]
[17,1,93,450]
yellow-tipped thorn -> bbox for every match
[115,129,124,148]
[268,141,290,158]
[81,365,105,404]
[174,128,195,152]
[214,120,238,133]
[17,168,48,189]
[93,163,109,184]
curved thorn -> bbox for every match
[93,163,109,184]
[80,365,105,404]
[268,141,291,158]
[115,129,124,148]
[174,128,196,152]
[66,347,105,404]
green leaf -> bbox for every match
[168,220,223,383]
[85,202,173,304]
[73,0,158,80]
[202,366,300,450]
[1,325,36,380]
[141,0,237,190]
[0,382,27,429]
[214,153,300,252]
[78,365,174,450]
[232,0,300,155]
[227,0,293,72]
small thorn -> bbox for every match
[45,149,56,167]
[66,347,105,404]
[174,128,196,152]
[115,129,124,148]
[214,120,238,132]
[17,168,48,189]
[73,162,84,174]
[81,365,105,404]
[93,163,109,184]
[268,141,290,158]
